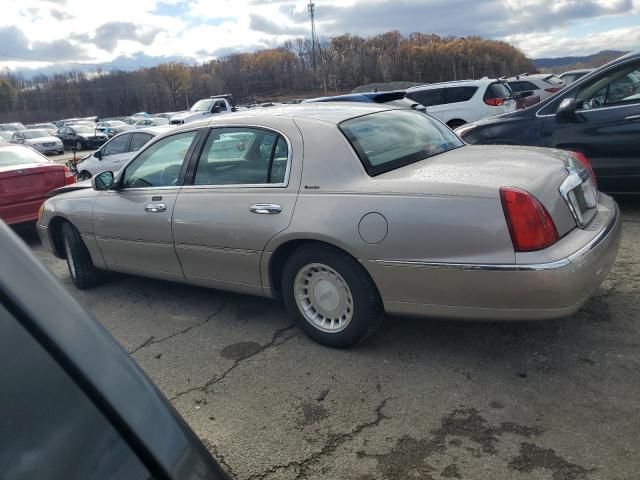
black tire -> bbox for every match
[282,244,384,348]
[77,170,92,181]
[61,222,103,289]
[447,119,466,130]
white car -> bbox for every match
[11,129,64,155]
[74,127,167,180]
[506,76,563,103]
[170,96,235,125]
[132,117,169,128]
[405,78,517,128]
[558,69,594,85]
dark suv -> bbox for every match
[457,51,640,194]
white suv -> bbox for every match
[405,79,516,128]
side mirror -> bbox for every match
[92,171,114,190]
[556,98,577,122]
[94,149,102,160]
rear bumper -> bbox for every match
[365,195,621,320]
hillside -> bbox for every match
[533,50,629,72]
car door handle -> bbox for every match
[249,204,282,214]
[145,203,167,213]
[625,114,640,121]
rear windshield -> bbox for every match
[23,130,51,139]
[483,82,512,100]
[339,109,464,176]
[0,146,49,167]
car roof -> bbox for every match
[197,102,395,126]
[560,69,594,75]
[406,78,497,91]
[112,125,169,137]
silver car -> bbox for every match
[11,129,64,155]
[37,104,621,347]
[74,126,169,180]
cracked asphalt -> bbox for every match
[15,197,640,480]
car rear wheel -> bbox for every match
[61,222,103,289]
[77,170,92,181]
[282,244,383,348]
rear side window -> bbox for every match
[444,86,478,103]
[340,110,464,176]
[484,83,512,100]
[508,81,538,92]
[406,88,445,107]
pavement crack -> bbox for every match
[128,301,226,355]
[246,397,393,480]
[169,324,298,401]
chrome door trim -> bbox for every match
[375,203,618,272]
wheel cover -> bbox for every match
[64,236,77,279]
[294,263,354,333]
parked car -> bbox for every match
[559,69,595,85]
[0,122,26,132]
[405,78,517,128]
[527,73,565,88]
[0,221,230,480]
[96,120,133,137]
[0,145,75,225]
[56,125,108,151]
[132,117,170,128]
[0,131,13,141]
[170,95,236,125]
[11,129,64,155]
[26,122,58,136]
[153,112,180,119]
[73,127,167,180]
[304,91,426,111]
[38,104,620,348]
[55,117,98,128]
[456,51,640,194]
[507,75,564,103]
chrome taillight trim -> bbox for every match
[559,167,597,228]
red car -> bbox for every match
[0,145,76,225]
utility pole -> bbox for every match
[308,1,317,73]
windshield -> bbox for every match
[0,146,49,166]
[23,130,52,139]
[340,109,464,176]
[190,99,214,112]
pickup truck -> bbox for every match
[170,95,236,125]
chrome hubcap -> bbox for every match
[294,263,353,333]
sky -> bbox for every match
[0,0,639,75]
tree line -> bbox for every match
[0,31,534,123]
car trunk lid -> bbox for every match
[373,145,593,237]
[0,163,66,207]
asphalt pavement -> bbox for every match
[17,197,640,480]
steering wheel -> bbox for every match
[161,164,182,186]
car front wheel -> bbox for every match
[77,170,92,181]
[61,222,103,289]
[282,244,383,348]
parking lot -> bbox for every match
[13,196,638,480]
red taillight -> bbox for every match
[63,166,76,185]
[544,87,562,93]
[569,151,597,187]
[500,187,559,252]
[484,97,504,106]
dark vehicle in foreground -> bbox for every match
[56,125,108,151]
[304,91,426,111]
[457,51,640,194]
[0,221,229,479]
[0,145,75,225]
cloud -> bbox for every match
[93,22,164,52]
[249,14,307,35]
[0,25,90,62]
[50,9,74,21]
